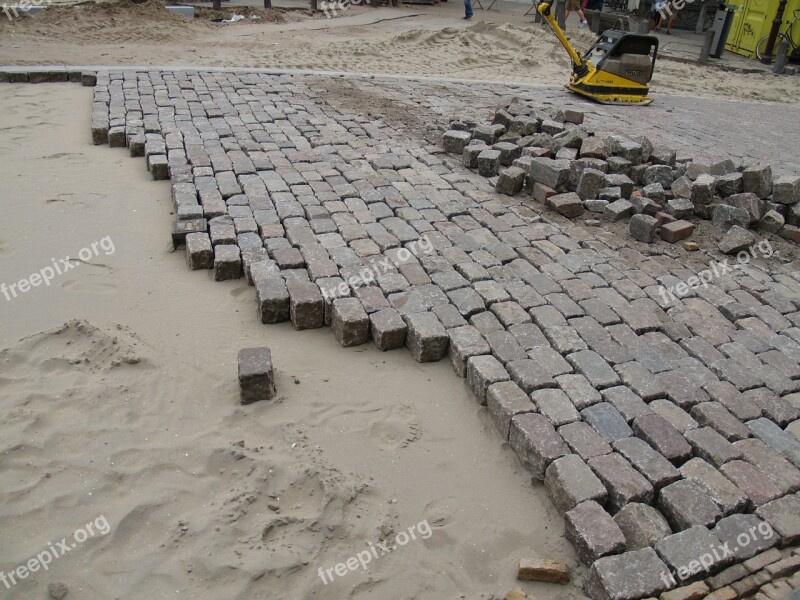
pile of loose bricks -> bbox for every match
[442,98,800,256]
[4,68,800,600]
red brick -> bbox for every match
[656,211,676,225]
[661,220,695,243]
[533,182,557,204]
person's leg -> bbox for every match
[666,14,674,33]
[464,0,472,19]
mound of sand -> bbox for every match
[0,1,798,103]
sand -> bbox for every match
[0,0,798,103]
[0,83,583,599]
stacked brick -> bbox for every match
[442,98,800,252]
[5,68,798,600]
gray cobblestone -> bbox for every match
[658,479,723,531]
[487,380,535,441]
[679,457,749,516]
[545,454,608,513]
[585,548,670,600]
[613,502,672,550]
[566,500,627,565]
[613,436,681,489]
[509,412,569,480]
[589,451,654,513]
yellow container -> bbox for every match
[725,0,800,57]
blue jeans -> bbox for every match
[465,0,473,17]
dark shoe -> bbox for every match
[666,30,671,34]
[464,14,472,19]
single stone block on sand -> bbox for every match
[331,298,369,347]
[238,347,276,405]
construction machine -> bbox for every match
[537,1,659,105]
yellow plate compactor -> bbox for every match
[537,1,659,105]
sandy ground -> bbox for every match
[0,0,799,103]
[0,83,585,599]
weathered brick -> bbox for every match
[603,386,653,422]
[553,374,599,410]
[661,220,695,243]
[615,361,666,401]
[185,232,213,270]
[516,558,571,583]
[659,581,710,600]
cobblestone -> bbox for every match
[68,68,800,600]
[545,454,608,513]
[566,500,627,565]
[658,479,723,531]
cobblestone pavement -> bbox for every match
[8,68,800,599]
